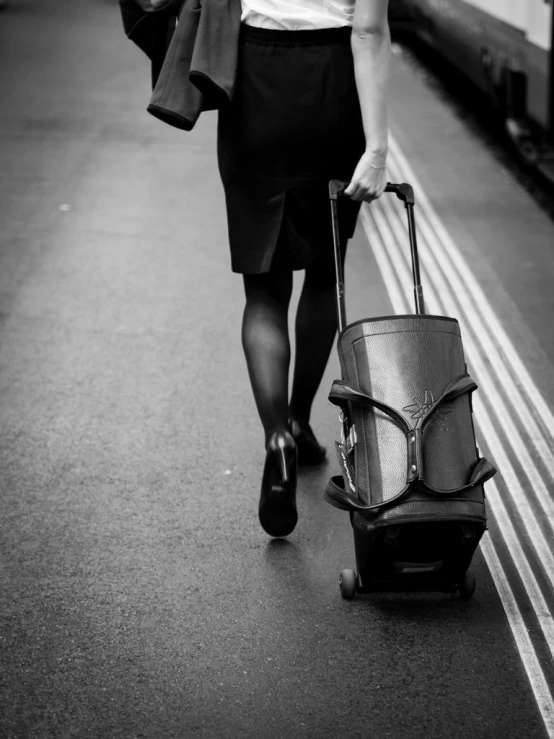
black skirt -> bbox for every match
[217,24,366,274]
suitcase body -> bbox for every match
[325,181,496,600]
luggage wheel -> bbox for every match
[339,569,358,600]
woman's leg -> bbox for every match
[289,256,341,426]
[242,249,294,447]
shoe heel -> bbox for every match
[276,444,289,483]
[259,431,298,538]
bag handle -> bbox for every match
[328,179,424,325]
[325,374,497,511]
[323,453,497,513]
[328,374,477,431]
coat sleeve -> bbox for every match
[147,0,205,131]
[189,0,242,105]
[119,0,183,87]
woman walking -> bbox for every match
[218,0,391,538]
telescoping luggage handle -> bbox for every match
[329,180,424,332]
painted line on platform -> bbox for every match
[358,134,554,737]
[486,478,554,663]
[481,535,554,737]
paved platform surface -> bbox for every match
[0,2,552,738]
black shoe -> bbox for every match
[258,430,298,538]
[289,419,327,466]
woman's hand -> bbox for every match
[344,150,387,202]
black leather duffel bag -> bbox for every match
[325,314,495,526]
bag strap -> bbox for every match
[328,374,477,431]
[326,374,497,512]
[328,379,411,433]
[419,375,477,430]
[324,475,376,512]
[423,456,497,496]
[324,456,497,513]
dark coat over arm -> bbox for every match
[120,0,242,132]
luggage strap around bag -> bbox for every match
[324,372,497,513]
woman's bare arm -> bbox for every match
[344,0,390,202]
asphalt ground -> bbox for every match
[0,2,551,738]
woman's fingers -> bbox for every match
[346,179,386,202]
[344,181,358,198]
[344,183,361,200]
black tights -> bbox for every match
[242,248,342,447]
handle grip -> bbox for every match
[329,179,415,205]
[328,178,424,318]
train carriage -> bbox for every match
[394,0,554,180]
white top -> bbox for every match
[241,0,355,31]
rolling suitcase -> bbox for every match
[324,180,497,600]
